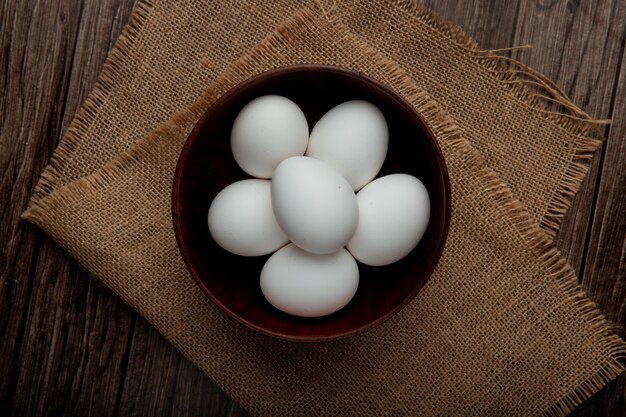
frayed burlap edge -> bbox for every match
[355,0,604,236]
[28,0,604,239]
[28,0,156,206]
[22,7,625,415]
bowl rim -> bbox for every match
[172,64,452,342]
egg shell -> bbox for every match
[271,156,359,254]
[260,244,359,317]
[347,174,430,266]
[231,95,309,178]
[306,100,388,191]
[208,179,288,256]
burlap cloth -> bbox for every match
[22,1,625,415]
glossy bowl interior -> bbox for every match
[172,65,451,342]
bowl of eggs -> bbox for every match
[172,65,451,342]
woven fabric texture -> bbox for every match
[23,2,624,416]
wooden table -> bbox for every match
[1,1,624,415]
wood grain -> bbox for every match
[1,0,138,415]
[582,35,626,341]
[509,0,625,273]
[1,0,89,413]
[422,0,521,50]
[1,0,623,416]
[118,320,245,416]
[570,36,626,417]
[505,2,626,415]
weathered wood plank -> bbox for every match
[0,0,138,415]
[118,319,246,416]
[569,32,626,417]
[0,0,246,414]
[552,0,625,293]
[510,0,626,272]
[10,252,135,416]
[582,31,626,340]
[421,0,521,51]
[550,0,625,276]
[507,2,626,415]
[0,0,88,413]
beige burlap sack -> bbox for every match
[23,5,624,416]
[29,0,600,237]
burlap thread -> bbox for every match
[22,2,624,416]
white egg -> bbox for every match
[208,179,288,256]
[306,100,388,191]
[347,174,430,266]
[231,95,309,178]
[260,244,359,317]
[271,156,358,255]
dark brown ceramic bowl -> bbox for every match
[172,65,451,342]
